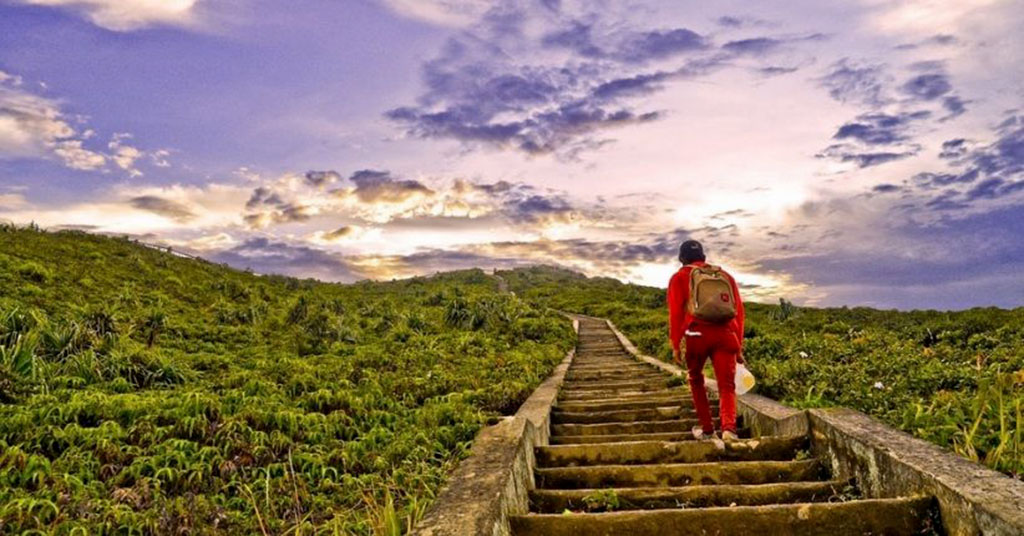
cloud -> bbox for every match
[541,22,708,63]
[0,193,29,210]
[901,73,952,100]
[833,111,929,145]
[941,95,968,120]
[342,169,434,203]
[755,203,1024,309]
[304,170,341,188]
[128,195,196,223]
[817,59,890,107]
[377,0,494,27]
[912,114,1023,199]
[13,0,203,31]
[0,72,107,169]
[722,37,783,56]
[894,34,959,50]
[0,70,163,174]
[321,225,357,241]
[108,132,143,177]
[209,237,362,282]
[939,138,968,159]
[817,145,916,168]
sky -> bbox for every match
[0,0,1022,309]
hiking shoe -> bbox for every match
[721,430,739,442]
[692,426,714,440]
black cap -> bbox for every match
[679,239,705,263]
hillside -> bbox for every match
[0,225,573,534]
[500,265,1023,480]
[1,226,1020,535]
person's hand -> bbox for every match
[736,351,745,365]
[672,348,682,366]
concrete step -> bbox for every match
[560,380,670,393]
[556,395,694,413]
[549,429,752,445]
[511,497,936,535]
[552,405,708,424]
[536,436,807,467]
[529,479,849,512]
[559,388,682,401]
[565,371,666,382]
[534,459,821,489]
[552,419,708,437]
[567,363,650,372]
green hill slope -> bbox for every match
[501,265,1023,480]
[0,225,573,534]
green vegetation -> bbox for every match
[0,225,573,534]
[502,266,1023,480]
[2,227,1020,534]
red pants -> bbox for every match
[684,324,739,433]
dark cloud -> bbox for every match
[322,226,354,241]
[913,171,976,188]
[243,185,315,228]
[343,169,434,203]
[128,195,196,223]
[243,203,314,228]
[541,22,707,62]
[902,73,952,100]
[504,194,575,224]
[832,111,929,145]
[818,145,917,168]
[817,59,888,107]
[894,34,959,50]
[591,71,674,99]
[304,170,341,188]
[755,204,1024,309]
[209,238,361,282]
[388,95,660,155]
[540,21,603,58]
[246,186,284,210]
[386,6,823,157]
[939,138,968,159]
[941,96,968,120]
[722,37,782,56]
[717,16,743,27]
[758,66,799,77]
[872,184,902,193]
[616,29,708,62]
[895,115,1023,212]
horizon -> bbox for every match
[1,0,1022,310]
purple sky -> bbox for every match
[1,0,1022,309]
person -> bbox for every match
[667,240,745,441]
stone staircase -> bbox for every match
[510,318,938,535]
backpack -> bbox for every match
[686,264,737,324]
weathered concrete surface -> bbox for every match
[529,479,848,512]
[602,317,1024,535]
[534,459,822,489]
[535,435,807,467]
[605,319,808,438]
[551,405,705,424]
[810,408,1024,536]
[556,396,692,413]
[552,418,702,437]
[412,318,579,536]
[511,497,937,536]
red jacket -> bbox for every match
[667,261,745,352]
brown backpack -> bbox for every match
[686,265,737,323]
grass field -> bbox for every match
[1,226,1019,534]
[0,225,573,534]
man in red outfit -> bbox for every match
[667,240,745,441]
